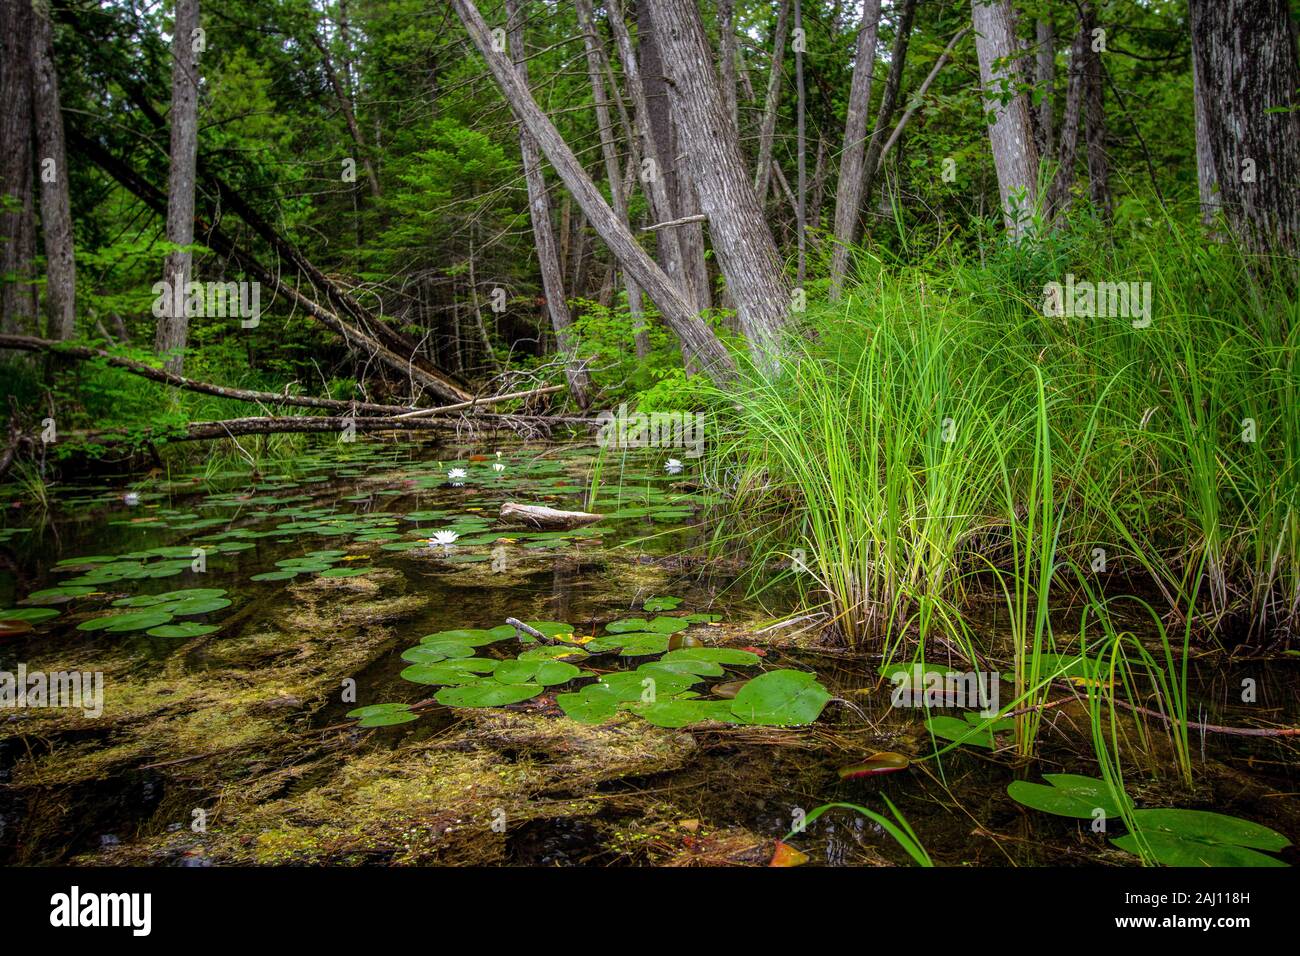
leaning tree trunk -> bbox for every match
[860,0,918,214]
[156,0,201,375]
[32,4,76,341]
[717,0,739,132]
[1189,0,1300,256]
[606,0,689,306]
[574,0,645,357]
[828,0,882,300]
[0,0,37,336]
[1047,16,1087,220]
[651,0,790,363]
[451,0,735,381]
[507,0,592,409]
[1034,18,1055,160]
[753,0,791,203]
[972,0,1039,239]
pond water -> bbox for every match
[1,439,1297,866]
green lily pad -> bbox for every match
[663,647,761,666]
[0,607,60,623]
[1126,808,1290,853]
[145,622,220,638]
[251,570,299,581]
[598,670,696,702]
[925,715,995,749]
[643,596,682,612]
[21,586,97,604]
[400,659,497,685]
[435,682,543,708]
[78,610,175,633]
[605,616,687,635]
[626,699,740,728]
[113,588,226,608]
[729,669,831,726]
[557,686,621,724]
[1008,774,1135,819]
[586,632,672,655]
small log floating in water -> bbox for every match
[499,502,603,530]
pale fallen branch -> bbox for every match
[500,502,603,529]
[393,383,566,420]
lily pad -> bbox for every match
[435,682,543,708]
[626,699,740,728]
[730,670,830,726]
[606,616,687,635]
[0,607,60,624]
[643,596,682,612]
[1007,774,1135,819]
[145,622,220,638]
[663,647,761,666]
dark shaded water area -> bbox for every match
[1,439,1297,866]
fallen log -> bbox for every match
[499,502,603,529]
[0,334,416,415]
[393,383,566,419]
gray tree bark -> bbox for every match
[575,0,646,357]
[1189,0,1300,256]
[1191,54,1219,228]
[1082,9,1111,222]
[451,0,735,380]
[828,0,882,300]
[794,0,806,285]
[717,0,738,132]
[1,0,37,335]
[1034,18,1055,159]
[156,0,201,374]
[972,0,1039,239]
[753,0,791,202]
[859,0,918,216]
[639,0,710,312]
[1047,17,1087,219]
[507,0,592,409]
[651,0,789,361]
[32,3,76,341]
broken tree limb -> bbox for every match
[67,127,472,404]
[0,333,417,415]
[641,214,708,232]
[504,617,565,646]
[499,502,603,530]
[392,383,565,420]
[876,26,970,164]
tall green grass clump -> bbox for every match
[707,213,1298,655]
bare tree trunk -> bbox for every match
[807,134,828,232]
[1189,0,1300,256]
[753,0,791,202]
[451,0,735,380]
[1047,17,1087,219]
[607,0,689,306]
[1191,54,1219,228]
[575,0,646,356]
[828,0,882,300]
[717,0,738,132]
[639,0,710,313]
[652,0,789,360]
[156,0,201,375]
[793,0,806,285]
[877,27,970,165]
[972,0,1039,239]
[32,4,74,341]
[507,0,592,409]
[859,0,918,217]
[1081,4,1111,222]
[312,27,380,199]
[1,0,37,335]
[1034,18,1055,159]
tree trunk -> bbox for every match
[1191,54,1219,228]
[1081,4,1111,221]
[1189,0,1300,256]
[717,0,738,132]
[507,0,592,409]
[1047,17,1087,219]
[31,4,76,341]
[794,0,807,285]
[607,0,689,308]
[1034,18,1055,159]
[972,0,1039,239]
[312,27,380,199]
[828,0,882,300]
[575,0,646,356]
[0,0,37,335]
[451,0,735,380]
[639,0,709,312]
[877,27,970,165]
[156,0,201,374]
[859,0,918,218]
[651,0,790,362]
[753,0,791,203]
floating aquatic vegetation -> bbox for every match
[76,588,232,633]
[838,752,911,779]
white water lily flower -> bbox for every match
[447,467,468,486]
[492,462,505,473]
[429,529,459,547]
[123,492,140,506]
[664,459,684,475]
